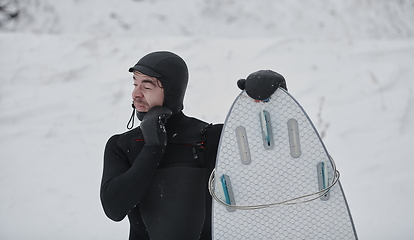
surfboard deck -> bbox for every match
[211,88,358,239]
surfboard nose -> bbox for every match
[238,70,287,101]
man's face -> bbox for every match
[132,71,164,112]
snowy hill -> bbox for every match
[2,0,414,39]
[1,0,414,239]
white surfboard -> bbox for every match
[210,88,358,239]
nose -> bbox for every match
[132,85,143,99]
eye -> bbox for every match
[142,82,154,90]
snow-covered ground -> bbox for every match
[1,0,413,239]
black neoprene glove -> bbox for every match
[140,106,172,148]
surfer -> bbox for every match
[100,51,223,240]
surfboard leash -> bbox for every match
[208,156,341,210]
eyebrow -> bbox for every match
[142,79,156,85]
[132,76,157,86]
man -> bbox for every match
[100,51,223,239]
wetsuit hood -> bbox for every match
[129,51,189,118]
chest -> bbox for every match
[125,133,206,168]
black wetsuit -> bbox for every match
[100,111,223,239]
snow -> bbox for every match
[1,0,413,239]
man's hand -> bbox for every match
[140,106,172,148]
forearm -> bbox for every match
[100,144,164,221]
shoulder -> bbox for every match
[179,113,222,134]
[105,127,143,149]
[205,124,223,136]
[180,116,223,140]
[203,123,223,145]
[181,115,209,129]
[178,113,223,140]
[166,113,208,142]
